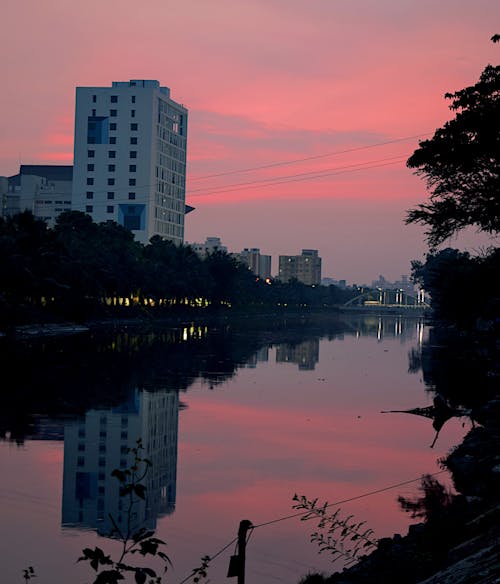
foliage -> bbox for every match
[185,555,211,583]
[77,439,171,584]
[397,475,455,523]
[0,211,359,327]
[292,494,377,567]
[406,41,500,248]
[410,246,500,325]
[22,566,36,583]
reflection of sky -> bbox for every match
[0,326,469,584]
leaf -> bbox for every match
[94,570,125,584]
[111,469,126,483]
[133,484,147,500]
[134,570,147,584]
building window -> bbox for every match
[77,456,85,467]
[107,192,114,200]
[129,151,137,158]
[131,110,135,117]
[109,137,116,144]
[108,150,116,158]
[88,150,95,158]
[86,178,94,185]
[128,179,136,186]
[85,205,93,213]
[130,137,137,145]
[130,123,138,131]
[131,95,136,103]
[110,95,118,103]
[98,458,106,467]
[110,123,117,130]
[107,178,115,186]
[107,205,114,213]
[128,192,136,200]
[108,164,115,172]
[110,109,117,117]
[87,164,94,171]
[92,109,96,116]
[129,165,136,172]
[86,192,93,199]
[92,95,96,102]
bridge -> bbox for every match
[343,288,430,311]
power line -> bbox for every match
[174,469,447,583]
[188,156,408,198]
[189,132,432,181]
[189,156,406,197]
[252,469,447,529]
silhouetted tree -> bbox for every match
[406,40,499,247]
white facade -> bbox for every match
[189,236,228,256]
[72,80,188,245]
[1,165,72,227]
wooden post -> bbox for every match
[237,519,252,584]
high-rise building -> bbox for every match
[72,80,188,245]
[278,249,322,285]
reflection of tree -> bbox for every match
[382,394,472,448]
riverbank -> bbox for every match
[302,393,500,584]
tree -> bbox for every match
[405,40,500,248]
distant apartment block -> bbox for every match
[72,80,188,245]
[1,165,72,226]
[236,248,272,279]
[278,249,322,285]
[189,236,228,256]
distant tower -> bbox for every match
[72,80,188,245]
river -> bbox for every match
[0,314,470,584]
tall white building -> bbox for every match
[72,80,188,245]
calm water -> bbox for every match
[0,314,470,584]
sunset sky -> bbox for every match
[2,0,498,284]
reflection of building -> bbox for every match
[278,249,322,285]
[235,248,272,279]
[72,79,188,245]
[276,339,320,370]
[62,389,178,535]
[243,346,269,369]
[1,165,72,226]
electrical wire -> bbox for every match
[252,469,447,529]
[174,468,447,583]
[187,155,408,198]
[189,132,432,181]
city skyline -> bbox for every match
[1,1,499,283]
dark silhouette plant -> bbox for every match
[292,494,377,567]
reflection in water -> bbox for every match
[62,389,178,535]
[382,394,474,448]
[1,314,459,584]
[276,339,320,370]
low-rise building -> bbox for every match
[1,165,73,226]
[189,236,228,256]
[278,249,322,285]
[235,248,272,279]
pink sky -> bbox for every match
[1,0,499,283]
